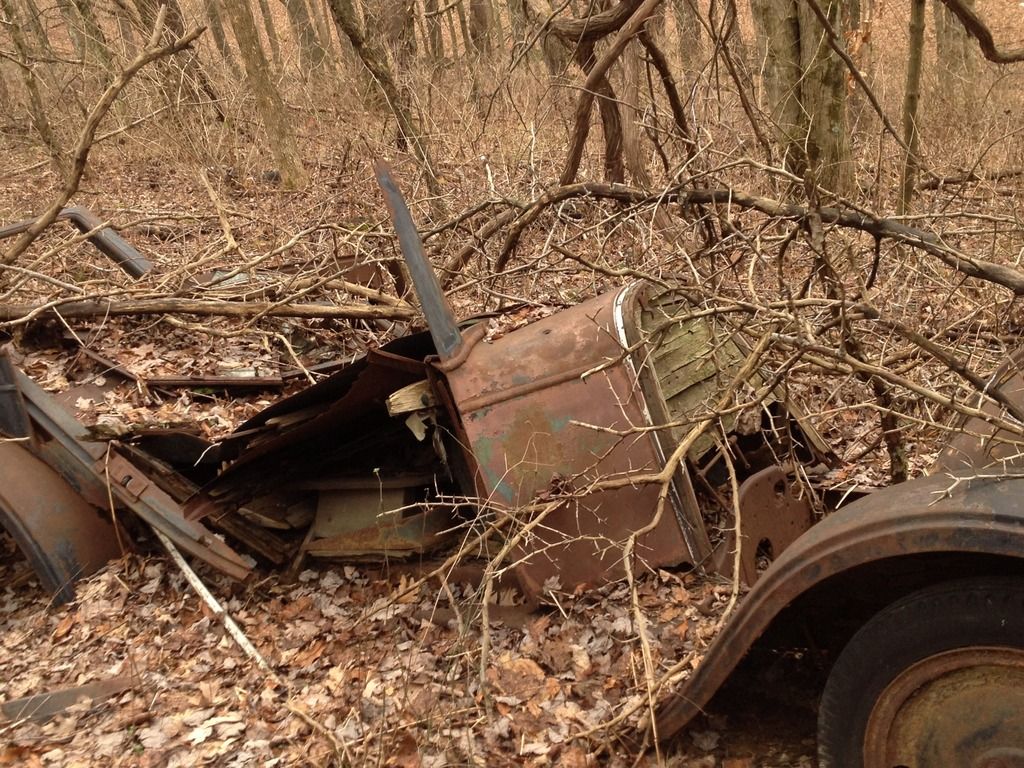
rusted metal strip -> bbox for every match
[0,206,151,278]
[373,160,463,360]
[0,677,133,724]
[10,364,251,582]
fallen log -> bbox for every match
[0,298,417,323]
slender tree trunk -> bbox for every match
[55,0,88,60]
[282,0,328,73]
[383,0,416,64]
[899,0,925,214]
[111,0,140,55]
[0,67,13,114]
[443,2,459,57]
[326,0,444,210]
[424,0,444,60]
[71,0,114,67]
[455,0,473,56]
[18,0,52,54]
[467,0,493,54]
[933,0,975,85]
[0,0,64,172]
[671,0,703,71]
[255,0,284,70]
[308,0,337,65]
[222,0,309,187]
[205,0,239,71]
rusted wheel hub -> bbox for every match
[864,647,1024,768]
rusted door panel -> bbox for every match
[935,351,1024,472]
[0,442,123,603]
[443,289,701,597]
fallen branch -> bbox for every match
[488,181,1024,295]
[918,167,1024,191]
[0,298,417,324]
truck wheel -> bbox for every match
[817,577,1024,768]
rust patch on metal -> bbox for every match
[442,288,701,598]
[864,647,1024,768]
[0,442,123,604]
[0,676,133,724]
[735,466,814,586]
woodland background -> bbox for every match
[1,0,1023,764]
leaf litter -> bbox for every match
[0,530,813,766]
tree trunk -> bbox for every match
[204,0,239,72]
[71,0,114,68]
[281,0,328,73]
[751,0,803,166]
[424,0,444,60]
[222,0,309,188]
[0,67,13,114]
[671,0,703,72]
[933,0,975,81]
[110,0,140,56]
[55,0,88,60]
[467,0,492,54]
[255,0,284,70]
[309,0,338,64]
[0,0,64,173]
[18,0,53,55]
[795,0,850,191]
[455,0,473,56]
[899,0,925,215]
[134,0,226,121]
[326,0,444,210]
[752,0,851,192]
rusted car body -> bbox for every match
[3,175,1024,766]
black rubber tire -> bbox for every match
[817,576,1024,768]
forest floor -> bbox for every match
[2,23,1023,756]
[0,141,835,766]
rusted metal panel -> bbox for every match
[374,161,463,360]
[0,676,133,724]
[935,350,1024,472]
[0,442,123,604]
[652,472,1024,743]
[4,352,252,584]
[0,350,32,440]
[863,647,1024,767]
[441,287,706,598]
[735,466,814,585]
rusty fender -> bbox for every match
[652,471,1024,742]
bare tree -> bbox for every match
[255,0,284,70]
[222,0,309,187]
[751,0,851,192]
[326,0,443,208]
[933,0,975,80]
[281,0,329,73]
[0,0,64,172]
[899,0,925,214]
[203,0,239,72]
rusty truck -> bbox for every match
[2,164,1022,767]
